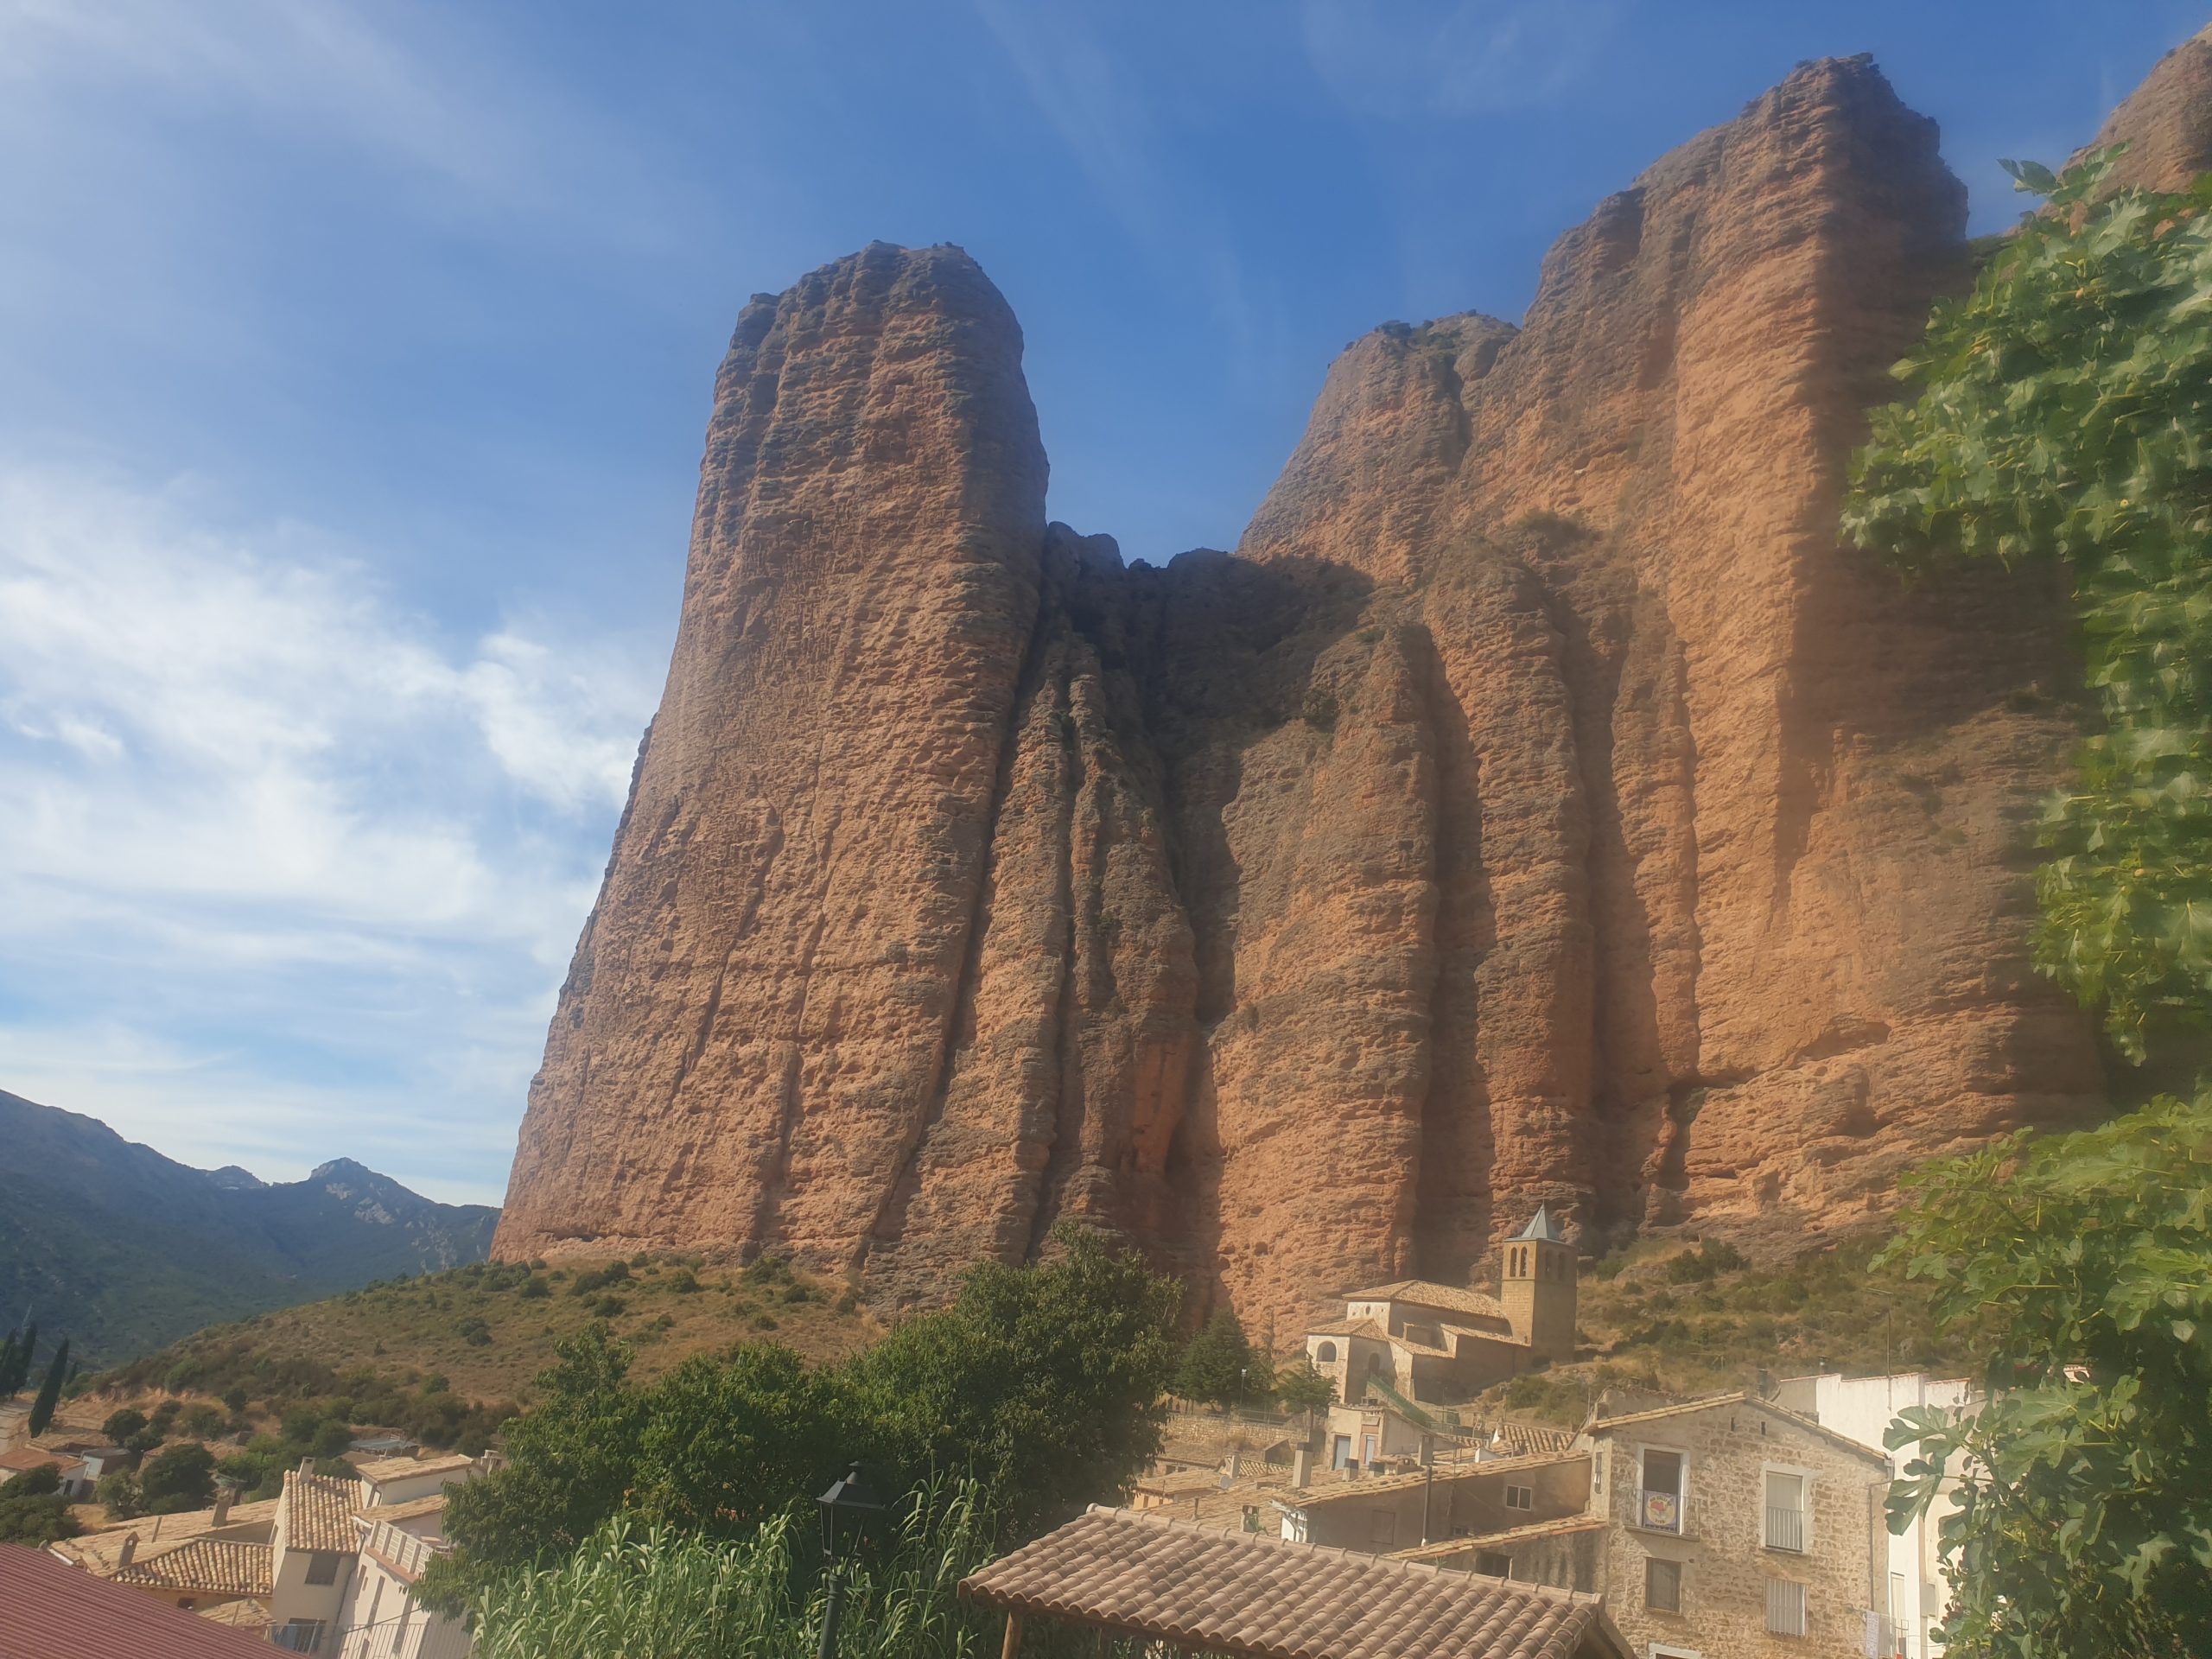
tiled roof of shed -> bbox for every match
[111,1538,273,1599]
[282,1469,362,1554]
[960,1506,1627,1659]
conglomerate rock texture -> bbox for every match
[496,52,2168,1331]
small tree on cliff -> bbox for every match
[1843,149,2212,1065]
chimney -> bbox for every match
[117,1533,138,1569]
[1292,1448,1313,1489]
[213,1484,234,1525]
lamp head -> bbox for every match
[816,1462,887,1560]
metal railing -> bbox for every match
[1765,1503,1807,1552]
[364,1519,448,1581]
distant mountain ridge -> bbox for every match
[0,1089,498,1366]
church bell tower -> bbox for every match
[1500,1205,1577,1363]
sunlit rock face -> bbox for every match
[497,50,2176,1332]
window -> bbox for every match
[304,1550,341,1586]
[1764,1469,1808,1552]
[1332,1435,1351,1469]
[1475,1550,1512,1577]
[1645,1556,1682,1613]
[1504,1484,1534,1510]
[275,1621,327,1654]
[1361,1433,1378,1465]
[1315,1341,1337,1363]
[1766,1577,1808,1638]
[1639,1447,1686,1533]
[1369,1510,1396,1548]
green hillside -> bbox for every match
[0,1090,499,1365]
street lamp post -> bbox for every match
[816,1462,887,1659]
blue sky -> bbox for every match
[0,1,2200,1206]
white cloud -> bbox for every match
[0,464,659,1203]
[1300,0,1619,118]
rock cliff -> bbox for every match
[497,49,2193,1331]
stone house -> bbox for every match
[1301,1209,1579,1427]
[1401,1392,1891,1659]
[1275,1450,1592,1554]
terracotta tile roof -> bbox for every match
[961,1507,1627,1659]
[111,1538,273,1599]
[1288,1451,1591,1510]
[0,1448,81,1477]
[282,1468,363,1554]
[1462,1421,1577,1459]
[1341,1280,1509,1320]
[50,1498,280,1575]
[354,1452,474,1484]
[1584,1393,1887,1465]
[1396,1516,1611,1563]
[1305,1317,1389,1339]
[0,1544,276,1659]
[200,1599,275,1631]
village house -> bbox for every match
[1772,1371,1980,1659]
[51,1448,486,1654]
[0,1443,89,1498]
[1363,1392,1893,1659]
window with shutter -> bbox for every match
[1766,1576,1808,1637]
[1645,1556,1682,1612]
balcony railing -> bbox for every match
[1638,1488,1683,1534]
[1766,1504,1807,1552]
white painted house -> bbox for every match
[1770,1371,1978,1659]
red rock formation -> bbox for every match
[2072,23,2212,193]
[498,48,2202,1331]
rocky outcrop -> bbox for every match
[2073,23,2212,193]
[496,51,2169,1332]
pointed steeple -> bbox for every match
[1511,1205,1567,1243]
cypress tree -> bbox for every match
[27,1338,68,1436]
[0,1332,15,1395]
[7,1324,36,1395]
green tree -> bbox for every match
[27,1338,68,1436]
[102,1408,149,1444]
[1843,151,2212,1063]
[4,1324,37,1395]
[1878,1090,2212,1656]
[1274,1360,1338,1414]
[1171,1309,1251,1407]
[629,1343,849,1539]
[423,1326,650,1610]
[0,1465,79,1546]
[855,1224,1183,1539]
[427,1227,1179,1611]
[96,1469,143,1521]
[140,1441,217,1514]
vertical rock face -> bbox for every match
[498,244,1051,1270]
[498,50,2176,1332]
